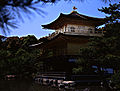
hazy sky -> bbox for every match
[1,0,119,39]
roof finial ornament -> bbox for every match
[73,6,77,11]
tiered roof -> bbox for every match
[42,11,105,30]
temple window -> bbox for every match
[81,26,85,29]
[71,27,75,32]
[88,28,93,33]
[68,27,75,32]
[77,26,80,32]
[77,26,85,32]
[79,26,85,30]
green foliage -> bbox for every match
[21,35,38,46]
[98,2,120,23]
[73,2,120,77]
[73,57,96,74]
[110,71,120,89]
[0,35,43,79]
[72,58,85,74]
[72,67,83,74]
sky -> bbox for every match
[1,0,119,39]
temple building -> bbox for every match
[31,7,105,72]
[42,7,104,38]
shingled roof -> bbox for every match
[42,11,105,30]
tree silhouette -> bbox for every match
[0,0,55,34]
[73,2,120,75]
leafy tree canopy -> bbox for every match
[73,2,120,75]
[0,35,42,78]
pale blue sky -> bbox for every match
[1,0,119,38]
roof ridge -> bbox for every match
[62,11,104,20]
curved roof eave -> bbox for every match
[41,13,65,30]
[41,12,105,29]
[61,11,105,20]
